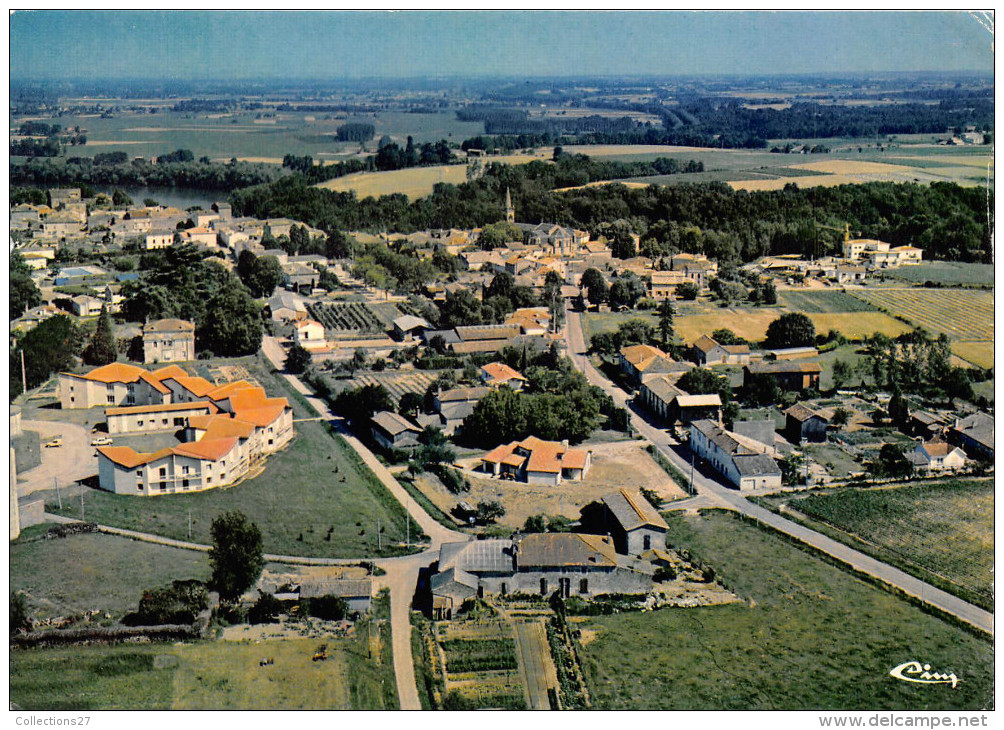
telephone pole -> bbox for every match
[80,486,85,522]
[54,477,62,510]
[21,350,27,396]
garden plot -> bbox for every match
[308,302,401,335]
[435,619,527,710]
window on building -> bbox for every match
[136,482,143,490]
[540,578,547,596]
[159,467,166,476]
[579,579,589,594]
[159,482,166,491]
[138,420,144,427]
[174,417,185,426]
[107,396,115,404]
[183,479,189,488]
[643,534,652,551]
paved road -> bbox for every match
[17,420,96,498]
[262,335,469,708]
[564,305,993,636]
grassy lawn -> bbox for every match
[575,510,993,710]
[11,643,176,710]
[47,419,415,558]
[816,342,872,390]
[761,480,994,611]
[11,622,397,710]
[11,531,209,620]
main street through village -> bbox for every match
[562,304,993,636]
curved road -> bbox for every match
[261,335,469,709]
[564,305,993,635]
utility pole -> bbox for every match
[377,519,381,551]
[690,448,696,496]
[80,486,85,522]
[188,509,192,540]
[406,499,410,547]
[21,350,27,397]
[54,477,62,510]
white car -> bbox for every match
[90,437,114,446]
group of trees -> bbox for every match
[10,252,42,320]
[459,358,604,447]
[862,330,974,402]
[375,136,453,171]
[10,314,84,399]
[237,250,285,298]
[120,244,263,357]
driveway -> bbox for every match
[17,419,97,498]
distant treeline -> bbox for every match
[458,95,994,149]
[10,157,284,191]
[229,159,991,265]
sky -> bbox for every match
[8,11,994,81]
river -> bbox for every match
[91,185,220,211]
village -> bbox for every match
[9,169,995,711]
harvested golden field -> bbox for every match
[951,341,995,369]
[316,152,548,199]
[888,154,993,169]
[728,157,992,191]
[792,160,920,175]
[674,310,910,344]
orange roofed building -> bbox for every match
[480,435,591,486]
[69,362,294,496]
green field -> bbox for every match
[575,510,993,710]
[46,419,416,558]
[28,109,483,163]
[886,263,995,286]
[11,627,397,710]
[762,480,994,610]
[11,530,209,620]
[778,290,878,314]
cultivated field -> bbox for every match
[777,290,877,314]
[315,151,549,199]
[850,288,994,367]
[348,370,438,404]
[672,309,911,344]
[435,617,527,709]
[767,479,994,610]
[885,262,996,286]
[11,530,209,620]
[575,510,994,710]
[308,301,401,334]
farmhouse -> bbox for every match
[690,335,752,367]
[638,375,722,426]
[745,362,821,392]
[144,230,175,250]
[784,403,829,443]
[293,319,326,350]
[430,533,652,617]
[689,419,782,491]
[370,411,422,452]
[479,362,527,390]
[619,344,676,384]
[433,386,491,434]
[267,291,308,323]
[143,318,196,363]
[910,440,967,472]
[480,435,591,486]
[648,270,688,300]
[598,489,669,555]
[258,571,373,614]
[450,324,523,354]
[950,412,994,460]
[392,315,431,342]
[70,294,104,317]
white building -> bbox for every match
[292,319,326,350]
[143,318,196,363]
[689,419,782,491]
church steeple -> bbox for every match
[505,187,515,223]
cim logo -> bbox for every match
[889,661,959,688]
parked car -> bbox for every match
[90,437,113,446]
[44,439,62,448]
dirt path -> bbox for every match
[512,618,558,710]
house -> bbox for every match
[258,570,372,614]
[143,318,196,364]
[392,315,431,342]
[144,230,175,250]
[49,188,81,206]
[744,362,821,392]
[212,202,233,220]
[505,307,551,335]
[282,262,318,291]
[479,362,527,391]
[784,403,829,443]
[517,223,587,256]
[370,411,422,452]
[599,489,669,555]
[460,250,505,271]
[70,295,104,317]
[690,335,751,367]
[648,270,688,300]
[732,419,778,450]
[689,419,782,491]
[911,440,967,472]
[619,344,672,384]
[267,291,309,322]
[909,411,946,439]
[292,320,326,350]
[669,254,718,288]
[638,376,721,426]
[178,226,218,248]
[450,324,522,355]
[950,412,994,461]
[433,386,491,435]
[430,533,651,617]
[480,435,591,486]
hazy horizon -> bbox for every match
[9,11,994,82]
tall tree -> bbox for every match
[82,304,117,366]
[657,298,676,349]
[198,278,263,357]
[209,511,265,601]
[284,344,312,374]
